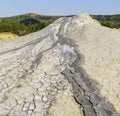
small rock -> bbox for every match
[42,96,48,103]
[22,106,28,112]
[29,102,35,110]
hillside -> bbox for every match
[0,13,120,116]
[0,13,60,36]
[0,13,120,37]
[0,13,60,22]
[92,14,120,29]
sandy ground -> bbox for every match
[0,32,19,40]
[49,89,83,116]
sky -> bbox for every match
[0,0,120,17]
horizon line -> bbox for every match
[0,12,120,18]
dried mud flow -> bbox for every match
[0,14,120,116]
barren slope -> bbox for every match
[0,14,120,116]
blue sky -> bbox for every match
[0,0,120,17]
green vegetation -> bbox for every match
[91,15,120,29]
[0,13,59,36]
[0,13,120,36]
[0,20,28,35]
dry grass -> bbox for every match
[0,32,19,40]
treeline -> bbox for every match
[92,15,120,29]
[0,19,52,36]
[101,21,120,29]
